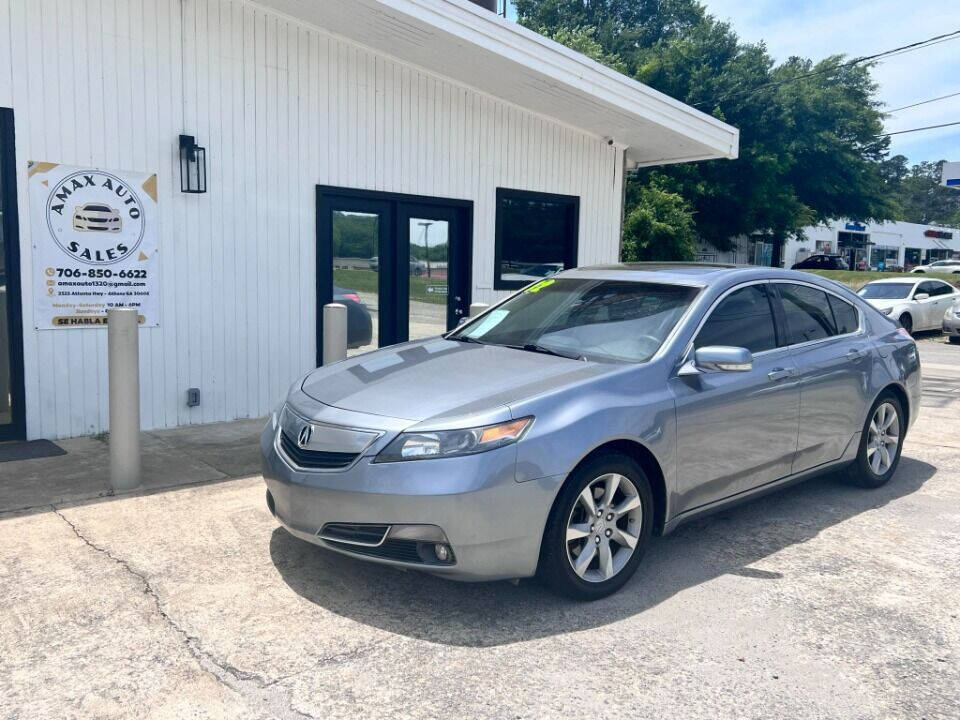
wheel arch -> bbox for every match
[559,439,668,537]
[876,382,910,431]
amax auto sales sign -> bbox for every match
[29,162,159,328]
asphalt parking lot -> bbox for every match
[2,337,959,719]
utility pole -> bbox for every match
[419,221,433,278]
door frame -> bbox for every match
[0,108,27,440]
[315,185,473,365]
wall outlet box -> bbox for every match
[186,388,200,407]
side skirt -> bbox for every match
[662,432,861,535]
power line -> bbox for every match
[694,29,960,108]
[877,120,960,137]
[887,90,960,114]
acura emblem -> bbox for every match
[297,425,313,448]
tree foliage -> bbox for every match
[882,157,960,226]
[621,182,698,261]
[514,0,900,259]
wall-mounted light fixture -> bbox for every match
[178,134,207,194]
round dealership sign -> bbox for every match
[45,169,145,265]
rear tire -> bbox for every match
[949,336,960,344]
[843,393,905,488]
[538,453,653,601]
[899,313,913,335]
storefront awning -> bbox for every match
[257,0,740,166]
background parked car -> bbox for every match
[334,286,373,348]
[791,254,849,270]
[368,256,427,276]
[910,259,960,274]
[943,300,960,344]
[857,277,959,334]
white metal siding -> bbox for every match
[0,0,624,440]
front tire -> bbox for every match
[948,336,960,344]
[538,453,653,601]
[843,393,905,488]
[899,313,913,335]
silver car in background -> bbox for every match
[261,264,921,600]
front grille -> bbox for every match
[320,523,390,546]
[324,538,429,564]
[279,430,358,470]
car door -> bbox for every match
[671,282,800,514]
[927,281,957,329]
[772,282,874,473]
[913,281,941,329]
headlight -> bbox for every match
[268,401,284,431]
[880,307,893,316]
[375,417,533,462]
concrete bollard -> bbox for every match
[107,308,141,491]
[469,302,490,318]
[323,303,348,365]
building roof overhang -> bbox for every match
[255,0,740,166]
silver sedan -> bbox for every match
[261,264,921,600]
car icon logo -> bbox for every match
[297,425,313,448]
[72,202,123,233]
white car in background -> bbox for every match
[858,277,959,334]
[910,259,960,274]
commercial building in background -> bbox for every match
[0,0,738,440]
[700,219,959,271]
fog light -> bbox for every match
[434,543,450,562]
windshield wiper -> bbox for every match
[449,335,487,345]
[514,343,586,361]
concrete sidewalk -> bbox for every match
[0,418,265,514]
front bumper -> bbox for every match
[260,417,562,581]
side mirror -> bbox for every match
[678,346,754,376]
[914,292,930,301]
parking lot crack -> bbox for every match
[51,508,276,689]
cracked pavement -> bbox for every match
[1,337,959,718]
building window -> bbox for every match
[869,245,899,271]
[494,188,579,290]
[837,231,871,248]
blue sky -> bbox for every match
[506,1,959,166]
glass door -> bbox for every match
[398,202,471,343]
[0,108,26,440]
[316,187,472,363]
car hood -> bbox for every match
[300,338,611,424]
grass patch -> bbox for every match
[333,268,447,304]
[800,269,960,291]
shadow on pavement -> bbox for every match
[270,455,936,647]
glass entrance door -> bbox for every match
[0,108,26,440]
[317,187,472,364]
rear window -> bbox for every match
[828,295,859,335]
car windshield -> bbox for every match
[858,283,914,300]
[449,278,699,363]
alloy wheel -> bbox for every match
[867,402,900,475]
[565,473,643,583]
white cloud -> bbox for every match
[702,0,960,163]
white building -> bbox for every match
[698,219,959,270]
[0,0,738,440]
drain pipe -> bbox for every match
[107,308,141,491]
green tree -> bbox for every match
[621,182,698,261]
[515,1,900,263]
[886,160,960,225]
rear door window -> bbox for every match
[827,295,859,335]
[695,284,778,353]
[776,283,837,344]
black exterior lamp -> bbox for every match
[178,134,207,194]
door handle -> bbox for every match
[847,348,866,360]
[767,368,793,381]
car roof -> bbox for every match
[563,262,831,288]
